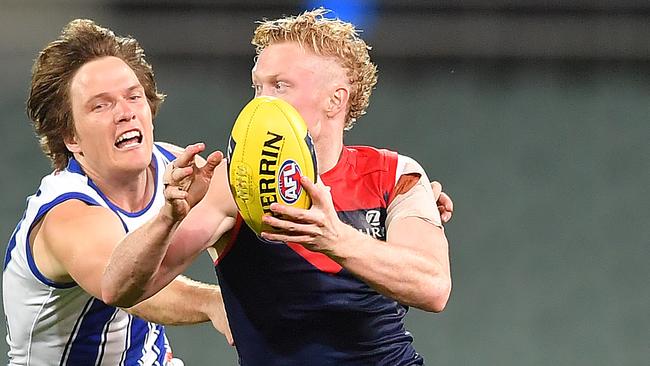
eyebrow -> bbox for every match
[252,71,281,81]
[86,85,144,104]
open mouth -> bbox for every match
[115,129,143,149]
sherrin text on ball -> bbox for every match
[227,96,318,235]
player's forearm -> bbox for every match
[124,276,221,325]
[101,211,180,307]
[156,165,237,276]
[103,189,228,306]
[331,224,451,312]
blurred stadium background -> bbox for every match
[1,1,649,364]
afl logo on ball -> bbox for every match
[278,159,302,204]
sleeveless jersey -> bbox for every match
[3,144,177,366]
[215,146,426,366]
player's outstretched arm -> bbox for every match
[102,149,237,307]
[36,193,233,334]
[38,196,233,343]
[101,143,221,306]
[149,161,238,295]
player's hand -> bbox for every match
[163,143,223,218]
[260,176,349,253]
[207,291,235,346]
[183,146,223,208]
[431,181,453,223]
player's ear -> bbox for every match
[326,86,349,119]
[64,132,82,153]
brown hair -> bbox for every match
[27,19,165,170]
[252,8,377,130]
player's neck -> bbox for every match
[314,135,343,174]
[84,164,155,212]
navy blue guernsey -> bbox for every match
[215,146,424,365]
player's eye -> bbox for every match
[274,81,288,93]
[92,103,108,112]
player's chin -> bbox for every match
[116,154,151,173]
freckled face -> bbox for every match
[251,42,339,139]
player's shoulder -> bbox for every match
[395,153,426,176]
[30,168,103,212]
[346,145,399,175]
[346,147,429,193]
[36,200,121,265]
[348,145,397,158]
[41,200,122,239]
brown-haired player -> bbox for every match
[3,19,232,366]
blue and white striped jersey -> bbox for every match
[3,144,177,366]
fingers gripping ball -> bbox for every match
[227,96,318,235]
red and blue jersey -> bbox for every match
[215,146,425,366]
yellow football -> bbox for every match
[227,96,318,235]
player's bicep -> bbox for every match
[41,200,125,298]
[386,215,451,297]
[386,157,450,274]
[387,216,448,262]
